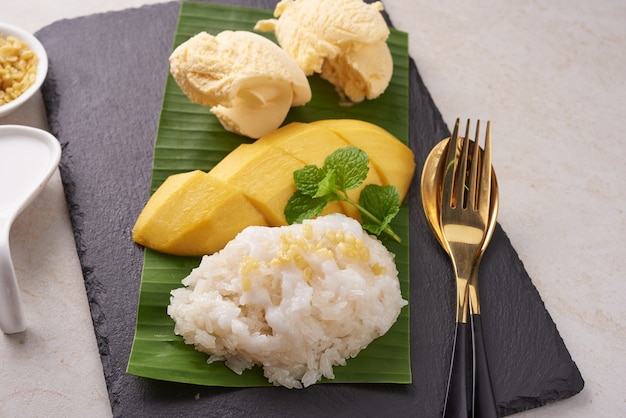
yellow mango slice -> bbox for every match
[132,170,267,256]
[133,119,416,256]
[210,145,305,226]
[255,122,346,165]
[254,122,383,220]
[310,119,415,201]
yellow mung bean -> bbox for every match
[0,35,38,106]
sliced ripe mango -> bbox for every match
[210,145,305,226]
[254,121,383,220]
[132,170,267,256]
[205,143,260,179]
[310,119,415,201]
[133,119,416,256]
[255,122,347,166]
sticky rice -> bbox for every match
[167,213,407,388]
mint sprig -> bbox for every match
[284,146,402,243]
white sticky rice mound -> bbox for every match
[167,213,407,389]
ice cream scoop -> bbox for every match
[169,30,311,139]
[255,0,393,102]
[0,125,61,334]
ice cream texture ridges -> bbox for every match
[169,30,311,139]
[255,0,393,102]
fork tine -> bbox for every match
[442,118,460,208]
[479,121,492,212]
[468,120,481,210]
[456,120,471,209]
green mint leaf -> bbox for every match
[315,169,336,198]
[293,165,327,196]
[359,184,400,236]
[286,146,401,242]
[284,190,335,224]
[323,146,369,191]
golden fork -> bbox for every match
[440,119,495,418]
[466,123,499,418]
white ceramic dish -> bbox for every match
[0,23,48,118]
[0,125,61,334]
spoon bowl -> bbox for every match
[420,137,498,249]
[0,125,61,334]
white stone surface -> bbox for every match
[1,1,624,417]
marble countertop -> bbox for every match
[1,1,624,416]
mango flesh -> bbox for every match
[132,170,267,256]
[210,145,305,226]
[132,119,415,256]
[310,119,415,200]
[254,122,383,219]
[255,122,346,165]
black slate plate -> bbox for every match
[36,1,583,417]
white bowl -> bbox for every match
[0,23,48,118]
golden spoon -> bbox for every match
[420,137,500,417]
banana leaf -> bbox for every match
[127,1,411,387]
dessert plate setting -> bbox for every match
[32,0,584,416]
[127,1,412,389]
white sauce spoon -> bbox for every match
[0,125,61,334]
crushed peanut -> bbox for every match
[0,34,38,106]
[263,228,376,287]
